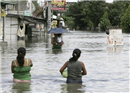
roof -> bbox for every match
[1,1,17,5]
[7,14,46,24]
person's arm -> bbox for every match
[11,61,14,73]
[51,37,57,45]
[57,41,64,46]
[60,37,64,45]
[61,41,64,45]
[81,62,87,75]
[59,61,68,74]
[29,59,33,67]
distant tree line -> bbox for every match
[63,1,130,33]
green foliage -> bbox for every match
[107,1,124,26]
[63,14,75,29]
[0,7,2,19]
[33,1,40,14]
[68,2,86,30]
[0,12,1,19]
[121,5,130,33]
[116,0,130,2]
[64,1,130,32]
[83,1,106,29]
[100,12,111,31]
[66,1,107,30]
[88,20,93,30]
[53,11,57,16]
[20,0,27,3]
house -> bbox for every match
[0,1,18,44]
[0,1,46,45]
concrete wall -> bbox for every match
[1,17,18,45]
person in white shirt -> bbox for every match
[17,23,25,40]
[57,34,63,44]
[51,34,64,49]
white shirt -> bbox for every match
[17,23,25,37]
[57,37,62,43]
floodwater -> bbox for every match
[0,31,129,93]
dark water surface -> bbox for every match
[0,31,129,93]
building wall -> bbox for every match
[1,17,18,45]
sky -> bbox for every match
[104,0,114,3]
[38,0,114,6]
[66,0,113,3]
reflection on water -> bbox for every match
[0,31,129,93]
[12,82,31,93]
[17,40,25,47]
[61,83,86,93]
[106,45,123,53]
[52,49,62,54]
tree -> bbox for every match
[69,2,86,30]
[121,5,130,33]
[82,0,105,28]
[63,16,75,30]
[107,1,130,27]
[107,2,122,27]
[64,1,130,32]
[100,12,111,31]
[33,1,40,15]
[0,7,2,19]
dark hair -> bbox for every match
[106,30,109,35]
[54,34,57,37]
[17,47,26,67]
[57,34,62,37]
[69,48,81,62]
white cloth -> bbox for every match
[57,37,62,43]
[17,23,25,37]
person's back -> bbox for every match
[11,47,33,83]
[60,48,87,83]
[68,61,82,80]
[13,59,31,81]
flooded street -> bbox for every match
[0,31,129,93]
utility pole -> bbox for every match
[2,17,4,42]
[17,0,20,15]
[46,0,52,31]
[28,0,32,15]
